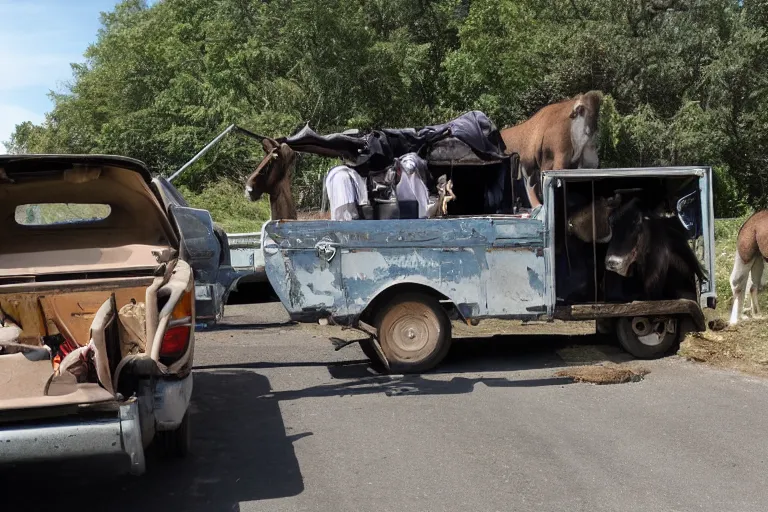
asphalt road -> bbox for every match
[3,303,768,512]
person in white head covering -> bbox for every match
[395,153,430,219]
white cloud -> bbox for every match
[0,104,45,150]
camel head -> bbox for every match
[244,138,297,202]
[569,90,603,138]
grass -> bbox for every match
[679,214,768,377]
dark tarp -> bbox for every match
[277,111,530,212]
[278,110,510,173]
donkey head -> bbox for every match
[604,197,646,277]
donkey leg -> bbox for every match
[744,273,753,313]
[749,257,764,319]
[730,254,752,325]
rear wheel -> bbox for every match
[376,293,451,373]
[616,316,680,359]
[156,411,191,458]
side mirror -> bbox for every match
[676,190,700,237]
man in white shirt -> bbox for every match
[325,164,369,221]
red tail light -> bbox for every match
[159,290,193,361]
[160,326,191,357]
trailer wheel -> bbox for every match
[616,316,680,359]
[376,293,451,373]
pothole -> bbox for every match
[555,364,650,385]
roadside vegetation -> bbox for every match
[177,180,270,233]
[680,214,768,377]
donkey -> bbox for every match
[244,138,298,220]
[729,210,768,324]
[501,91,603,208]
[604,198,705,301]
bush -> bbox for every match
[176,180,270,233]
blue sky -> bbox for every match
[0,0,121,146]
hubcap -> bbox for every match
[631,316,675,347]
[381,300,442,363]
[392,316,430,352]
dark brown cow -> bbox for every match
[604,198,705,301]
[244,138,298,220]
[501,91,603,208]
[729,210,768,325]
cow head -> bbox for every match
[567,193,621,244]
[604,198,645,277]
[244,138,296,202]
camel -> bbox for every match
[501,91,603,208]
[244,138,298,220]
[729,210,768,325]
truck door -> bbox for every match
[484,217,549,318]
[262,222,346,321]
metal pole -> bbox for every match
[167,124,238,183]
[591,180,598,303]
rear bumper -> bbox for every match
[0,398,145,475]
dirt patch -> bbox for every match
[679,322,768,378]
[556,364,650,385]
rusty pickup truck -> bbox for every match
[263,167,717,373]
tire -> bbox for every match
[375,293,452,373]
[359,339,382,363]
[595,318,614,335]
[615,316,680,359]
[155,411,191,458]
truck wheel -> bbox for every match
[156,411,191,458]
[376,293,452,373]
[359,339,383,365]
[616,316,680,359]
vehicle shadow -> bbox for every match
[200,321,296,332]
[258,372,575,402]
[0,370,306,512]
[322,331,634,381]
[438,332,634,373]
